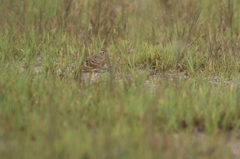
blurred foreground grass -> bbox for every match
[1,69,240,158]
[1,0,240,158]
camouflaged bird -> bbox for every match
[82,49,109,72]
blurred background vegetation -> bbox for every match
[1,0,240,73]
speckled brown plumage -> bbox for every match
[82,49,109,72]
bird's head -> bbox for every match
[99,49,109,56]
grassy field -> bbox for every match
[1,0,240,158]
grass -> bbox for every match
[0,0,240,158]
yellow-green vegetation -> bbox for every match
[1,0,240,158]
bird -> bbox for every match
[81,49,109,72]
